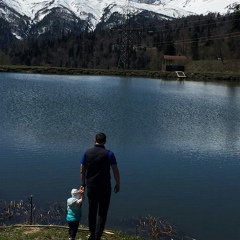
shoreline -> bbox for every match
[0,65,240,82]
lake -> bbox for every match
[0,72,240,240]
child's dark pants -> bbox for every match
[68,221,79,240]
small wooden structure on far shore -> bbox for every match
[162,55,187,78]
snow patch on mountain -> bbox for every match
[170,0,239,14]
[0,0,239,39]
[3,0,238,26]
[1,0,194,27]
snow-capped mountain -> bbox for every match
[0,0,238,39]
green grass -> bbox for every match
[1,61,239,81]
[0,225,141,240]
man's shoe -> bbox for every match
[95,235,101,240]
[88,234,95,240]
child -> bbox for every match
[66,188,84,240]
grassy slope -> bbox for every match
[186,59,240,73]
[0,225,140,240]
[0,60,240,81]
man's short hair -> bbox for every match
[95,132,106,144]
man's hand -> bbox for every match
[114,183,120,193]
[111,164,120,193]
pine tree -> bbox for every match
[190,33,199,60]
[163,34,176,56]
[231,4,240,31]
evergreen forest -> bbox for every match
[0,5,239,71]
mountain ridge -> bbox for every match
[0,0,239,39]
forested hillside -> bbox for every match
[0,5,239,71]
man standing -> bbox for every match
[80,132,120,240]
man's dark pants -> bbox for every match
[87,185,111,239]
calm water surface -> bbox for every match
[0,73,240,240]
